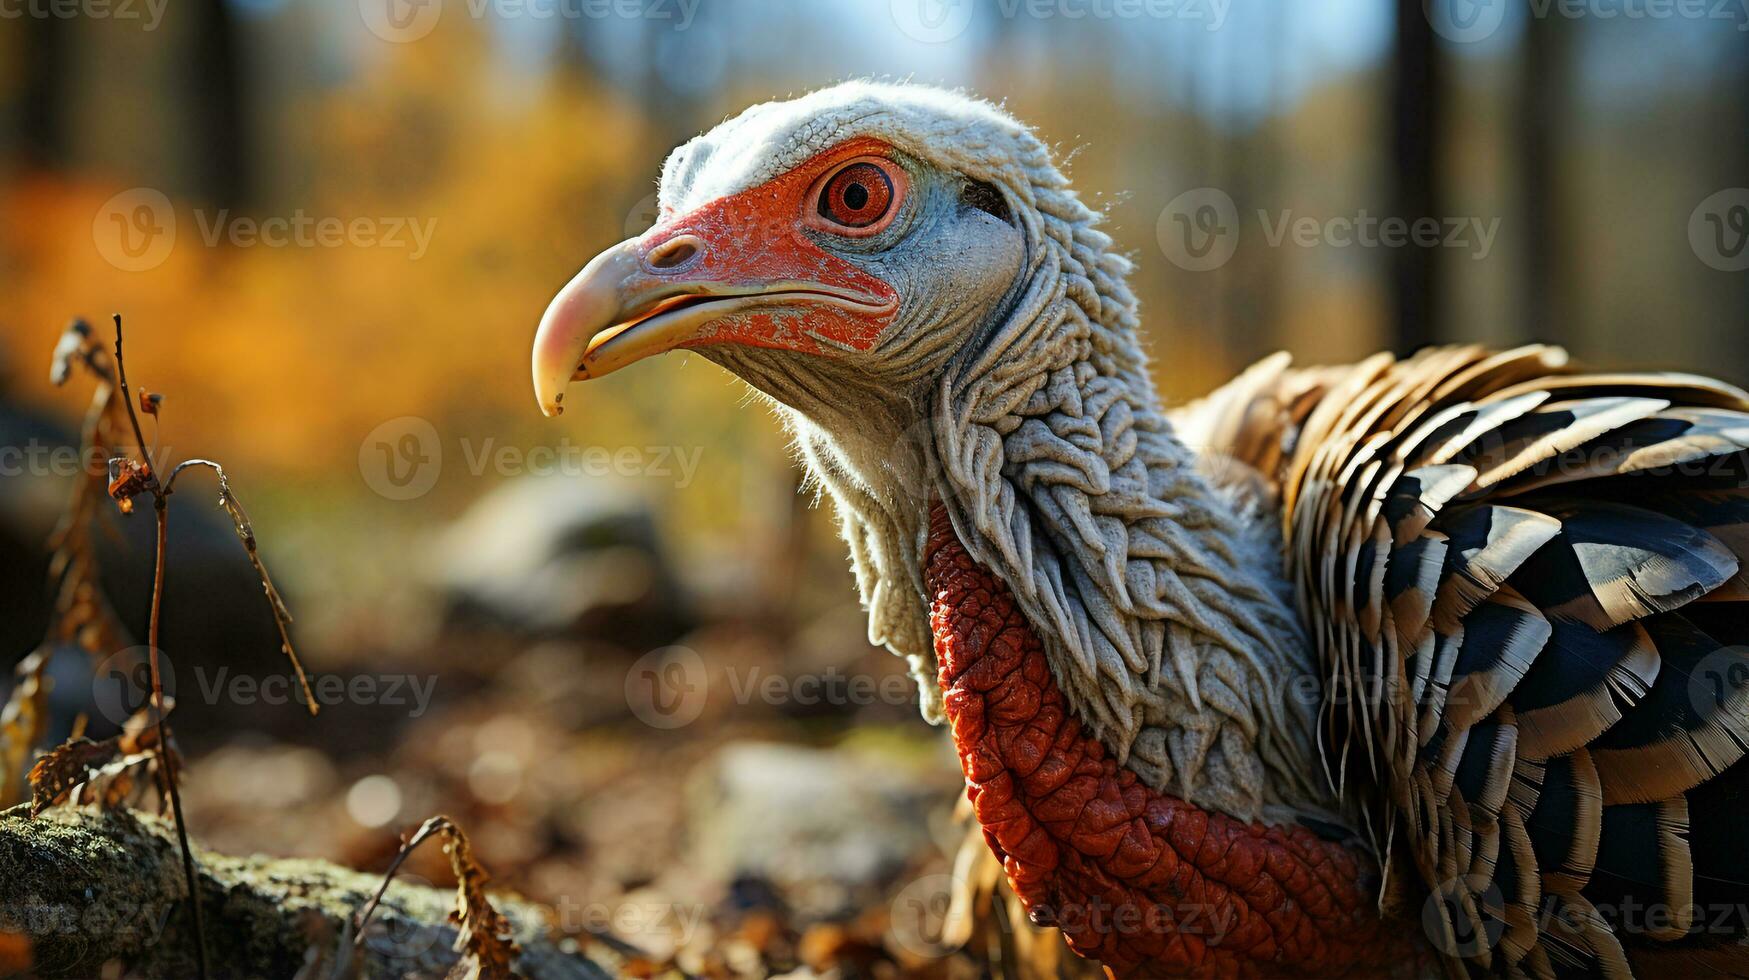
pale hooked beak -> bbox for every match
[531,232,893,418]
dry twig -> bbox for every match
[354,815,520,980]
[17,314,318,979]
[104,313,209,980]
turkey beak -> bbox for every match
[531,236,655,418]
[537,232,774,417]
[534,224,898,417]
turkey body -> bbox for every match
[928,503,1417,978]
[526,78,1749,979]
[1160,344,1749,978]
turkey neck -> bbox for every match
[925,503,1416,978]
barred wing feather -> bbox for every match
[1215,345,1749,978]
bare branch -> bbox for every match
[109,314,158,494]
[167,459,317,716]
[354,816,518,980]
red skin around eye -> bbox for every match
[635,138,902,356]
[925,503,1424,979]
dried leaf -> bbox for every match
[438,818,517,980]
[48,318,97,388]
[354,816,518,980]
[39,319,134,660]
[0,649,52,809]
[27,700,177,817]
[107,456,153,513]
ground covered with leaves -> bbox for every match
[0,318,1030,979]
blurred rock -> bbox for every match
[424,476,694,651]
[685,742,948,919]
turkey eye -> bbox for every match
[818,161,895,230]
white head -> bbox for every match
[533,81,1323,821]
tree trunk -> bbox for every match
[1518,12,1568,346]
[1389,0,1444,353]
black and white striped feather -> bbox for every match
[1215,345,1749,978]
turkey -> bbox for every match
[530,81,1749,978]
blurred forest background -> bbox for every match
[0,0,1745,975]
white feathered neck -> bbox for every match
[672,82,1331,821]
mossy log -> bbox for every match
[0,806,614,979]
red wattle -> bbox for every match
[924,504,1409,978]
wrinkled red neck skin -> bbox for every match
[924,504,1416,978]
